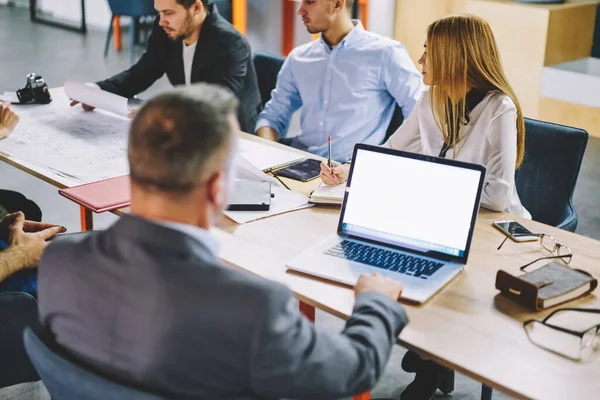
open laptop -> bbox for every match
[286,144,486,303]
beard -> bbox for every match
[174,12,195,41]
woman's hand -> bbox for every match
[320,161,350,186]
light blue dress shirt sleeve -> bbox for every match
[382,45,424,118]
[255,55,303,136]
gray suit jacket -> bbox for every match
[38,215,408,399]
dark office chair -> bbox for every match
[253,51,286,108]
[515,118,588,232]
[0,190,42,222]
[383,104,405,143]
[24,327,165,400]
[104,0,156,64]
[593,4,600,58]
[0,293,39,389]
[212,0,232,22]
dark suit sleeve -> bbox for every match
[249,288,408,399]
[210,36,250,99]
[96,21,166,98]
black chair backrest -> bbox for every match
[383,104,405,143]
[253,52,286,107]
[23,327,165,400]
[515,118,588,232]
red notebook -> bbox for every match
[59,175,131,213]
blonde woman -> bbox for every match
[321,14,531,220]
[321,14,530,399]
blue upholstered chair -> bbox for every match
[23,327,165,400]
[593,4,600,58]
[212,0,232,22]
[0,293,39,389]
[515,118,588,232]
[104,0,156,64]
[253,51,286,108]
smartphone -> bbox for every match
[493,220,538,242]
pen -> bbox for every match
[273,174,291,191]
[327,136,332,169]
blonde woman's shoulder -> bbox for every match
[487,91,517,115]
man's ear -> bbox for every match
[206,170,227,208]
[191,0,206,15]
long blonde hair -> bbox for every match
[426,14,525,167]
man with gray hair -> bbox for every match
[38,84,408,399]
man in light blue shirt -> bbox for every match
[255,0,424,161]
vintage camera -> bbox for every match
[16,73,52,104]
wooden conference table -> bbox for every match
[2,133,600,400]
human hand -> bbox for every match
[5,212,66,268]
[354,273,404,301]
[0,102,20,139]
[70,100,96,112]
[69,82,100,112]
[320,161,350,185]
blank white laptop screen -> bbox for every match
[341,148,482,258]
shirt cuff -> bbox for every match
[254,118,276,134]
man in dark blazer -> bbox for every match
[71,0,261,133]
[39,84,408,399]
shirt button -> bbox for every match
[319,122,324,127]
[324,100,328,106]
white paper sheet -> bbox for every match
[238,137,305,171]
[0,92,19,103]
[0,87,130,184]
[64,80,130,118]
[224,184,314,224]
[234,154,281,186]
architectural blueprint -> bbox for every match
[0,88,130,185]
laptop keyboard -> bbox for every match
[324,240,444,279]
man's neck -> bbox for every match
[130,190,211,231]
[322,17,355,48]
[184,11,208,46]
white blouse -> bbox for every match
[384,89,531,219]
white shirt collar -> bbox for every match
[152,219,219,256]
[319,20,364,50]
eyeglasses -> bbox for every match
[524,308,600,360]
[497,233,573,270]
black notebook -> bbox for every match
[273,158,322,182]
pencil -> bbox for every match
[327,136,332,168]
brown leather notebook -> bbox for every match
[59,175,131,213]
[495,262,598,310]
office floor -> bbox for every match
[0,5,599,400]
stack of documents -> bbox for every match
[309,183,346,205]
[238,138,305,172]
